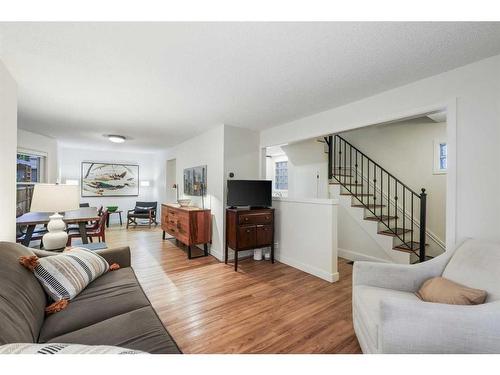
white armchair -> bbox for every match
[352,239,500,353]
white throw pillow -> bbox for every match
[0,343,144,354]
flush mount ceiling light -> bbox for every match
[108,135,126,143]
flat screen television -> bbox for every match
[227,180,272,208]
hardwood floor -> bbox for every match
[104,225,361,354]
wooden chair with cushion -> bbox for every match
[67,211,108,246]
[126,202,158,229]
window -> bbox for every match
[433,140,447,174]
[17,153,42,183]
[16,151,46,216]
[275,161,288,190]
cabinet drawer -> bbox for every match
[256,225,273,246]
[238,213,272,225]
[237,225,256,249]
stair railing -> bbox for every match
[325,134,427,262]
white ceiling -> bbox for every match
[1,22,500,150]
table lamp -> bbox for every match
[30,184,80,250]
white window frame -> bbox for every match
[16,148,48,184]
[274,160,288,192]
[433,139,447,175]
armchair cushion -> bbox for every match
[131,202,157,215]
[442,240,500,302]
[416,277,487,305]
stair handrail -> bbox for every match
[326,134,428,262]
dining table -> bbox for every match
[16,207,100,247]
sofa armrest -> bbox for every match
[95,246,131,268]
[380,297,500,353]
[32,248,60,258]
[353,253,452,292]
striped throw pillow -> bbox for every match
[23,247,110,302]
[0,343,144,354]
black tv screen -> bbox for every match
[227,180,272,208]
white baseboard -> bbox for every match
[209,247,223,261]
[275,254,339,283]
[338,248,391,263]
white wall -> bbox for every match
[224,125,260,181]
[58,146,165,224]
[261,54,500,246]
[272,197,339,282]
[281,139,328,199]
[341,118,447,243]
[165,124,260,261]
[166,125,226,259]
[17,129,58,183]
[0,60,17,241]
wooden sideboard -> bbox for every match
[161,204,211,259]
[225,207,275,271]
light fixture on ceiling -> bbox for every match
[108,135,126,143]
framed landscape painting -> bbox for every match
[81,162,139,197]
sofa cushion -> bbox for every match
[0,242,47,344]
[353,285,419,350]
[46,306,181,354]
[39,267,150,342]
[443,240,500,302]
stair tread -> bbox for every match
[411,255,434,264]
[329,182,363,187]
[332,174,353,177]
[364,215,398,221]
[340,193,373,196]
[352,204,386,208]
[378,228,412,237]
[393,241,428,252]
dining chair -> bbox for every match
[67,211,108,246]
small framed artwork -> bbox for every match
[183,165,207,196]
[81,162,139,197]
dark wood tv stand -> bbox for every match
[225,207,275,271]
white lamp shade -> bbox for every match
[30,184,80,213]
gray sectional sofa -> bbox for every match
[0,242,181,354]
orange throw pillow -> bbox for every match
[416,277,487,305]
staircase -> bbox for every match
[325,134,431,263]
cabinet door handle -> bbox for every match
[266,216,269,220]
[244,217,249,221]
[246,229,250,233]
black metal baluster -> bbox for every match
[333,136,336,181]
[343,140,346,186]
[394,181,398,237]
[367,160,370,211]
[328,135,333,181]
[419,189,427,262]
[411,193,414,247]
[361,156,364,205]
[387,176,390,228]
[403,186,406,245]
[380,168,383,221]
[355,150,358,197]
[373,164,377,219]
[349,145,352,188]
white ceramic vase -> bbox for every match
[43,213,68,250]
